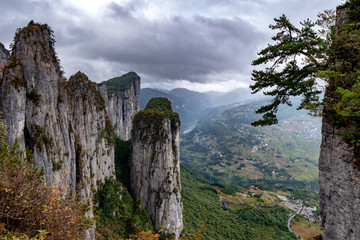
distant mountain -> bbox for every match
[140,88,195,128]
[207,87,259,106]
[140,87,263,131]
[141,88,213,129]
[169,88,211,110]
[140,88,179,109]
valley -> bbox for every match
[181,166,322,240]
[167,94,323,188]
[2,1,360,238]
[0,21,323,239]
[142,87,323,239]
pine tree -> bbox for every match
[250,11,335,126]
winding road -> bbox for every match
[288,202,304,240]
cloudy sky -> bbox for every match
[0,0,341,92]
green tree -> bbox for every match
[251,1,360,144]
[252,0,360,151]
[250,10,335,126]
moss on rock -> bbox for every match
[132,97,179,144]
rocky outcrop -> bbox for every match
[131,98,183,239]
[68,72,115,212]
[0,22,116,239]
[99,72,140,140]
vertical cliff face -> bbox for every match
[0,23,116,239]
[131,98,183,239]
[68,72,115,213]
[99,72,140,140]
[319,8,360,240]
[319,116,360,239]
[0,22,76,187]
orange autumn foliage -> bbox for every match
[0,141,91,239]
[126,225,206,240]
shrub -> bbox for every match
[0,141,91,239]
[0,114,6,145]
[94,178,153,239]
[26,90,41,102]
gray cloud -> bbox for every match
[72,12,264,82]
[0,0,341,90]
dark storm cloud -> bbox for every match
[0,0,340,88]
[0,0,266,83]
[71,9,265,82]
[108,2,136,18]
[0,0,81,47]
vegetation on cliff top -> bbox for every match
[14,20,55,46]
[132,97,180,143]
[101,72,139,94]
[11,20,59,67]
[68,71,106,112]
[145,97,173,112]
[140,97,180,122]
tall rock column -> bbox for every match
[319,7,360,240]
[67,72,115,214]
[0,22,116,240]
[131,98,183,239]
[0,22,76,188]
[99,72,140,140]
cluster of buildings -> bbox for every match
[301,206,317,223]
[278,194,317,222]
[273,120,321,138]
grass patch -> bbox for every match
[291,215,322,240]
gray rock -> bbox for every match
[0,23,76,188]
[99,72,140,140]
[68,71,116,217]
[319,116,360,240]
[319,9,360,240]
[0,42,9,73]
[0,23,116,239]
[131,99,183,239]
